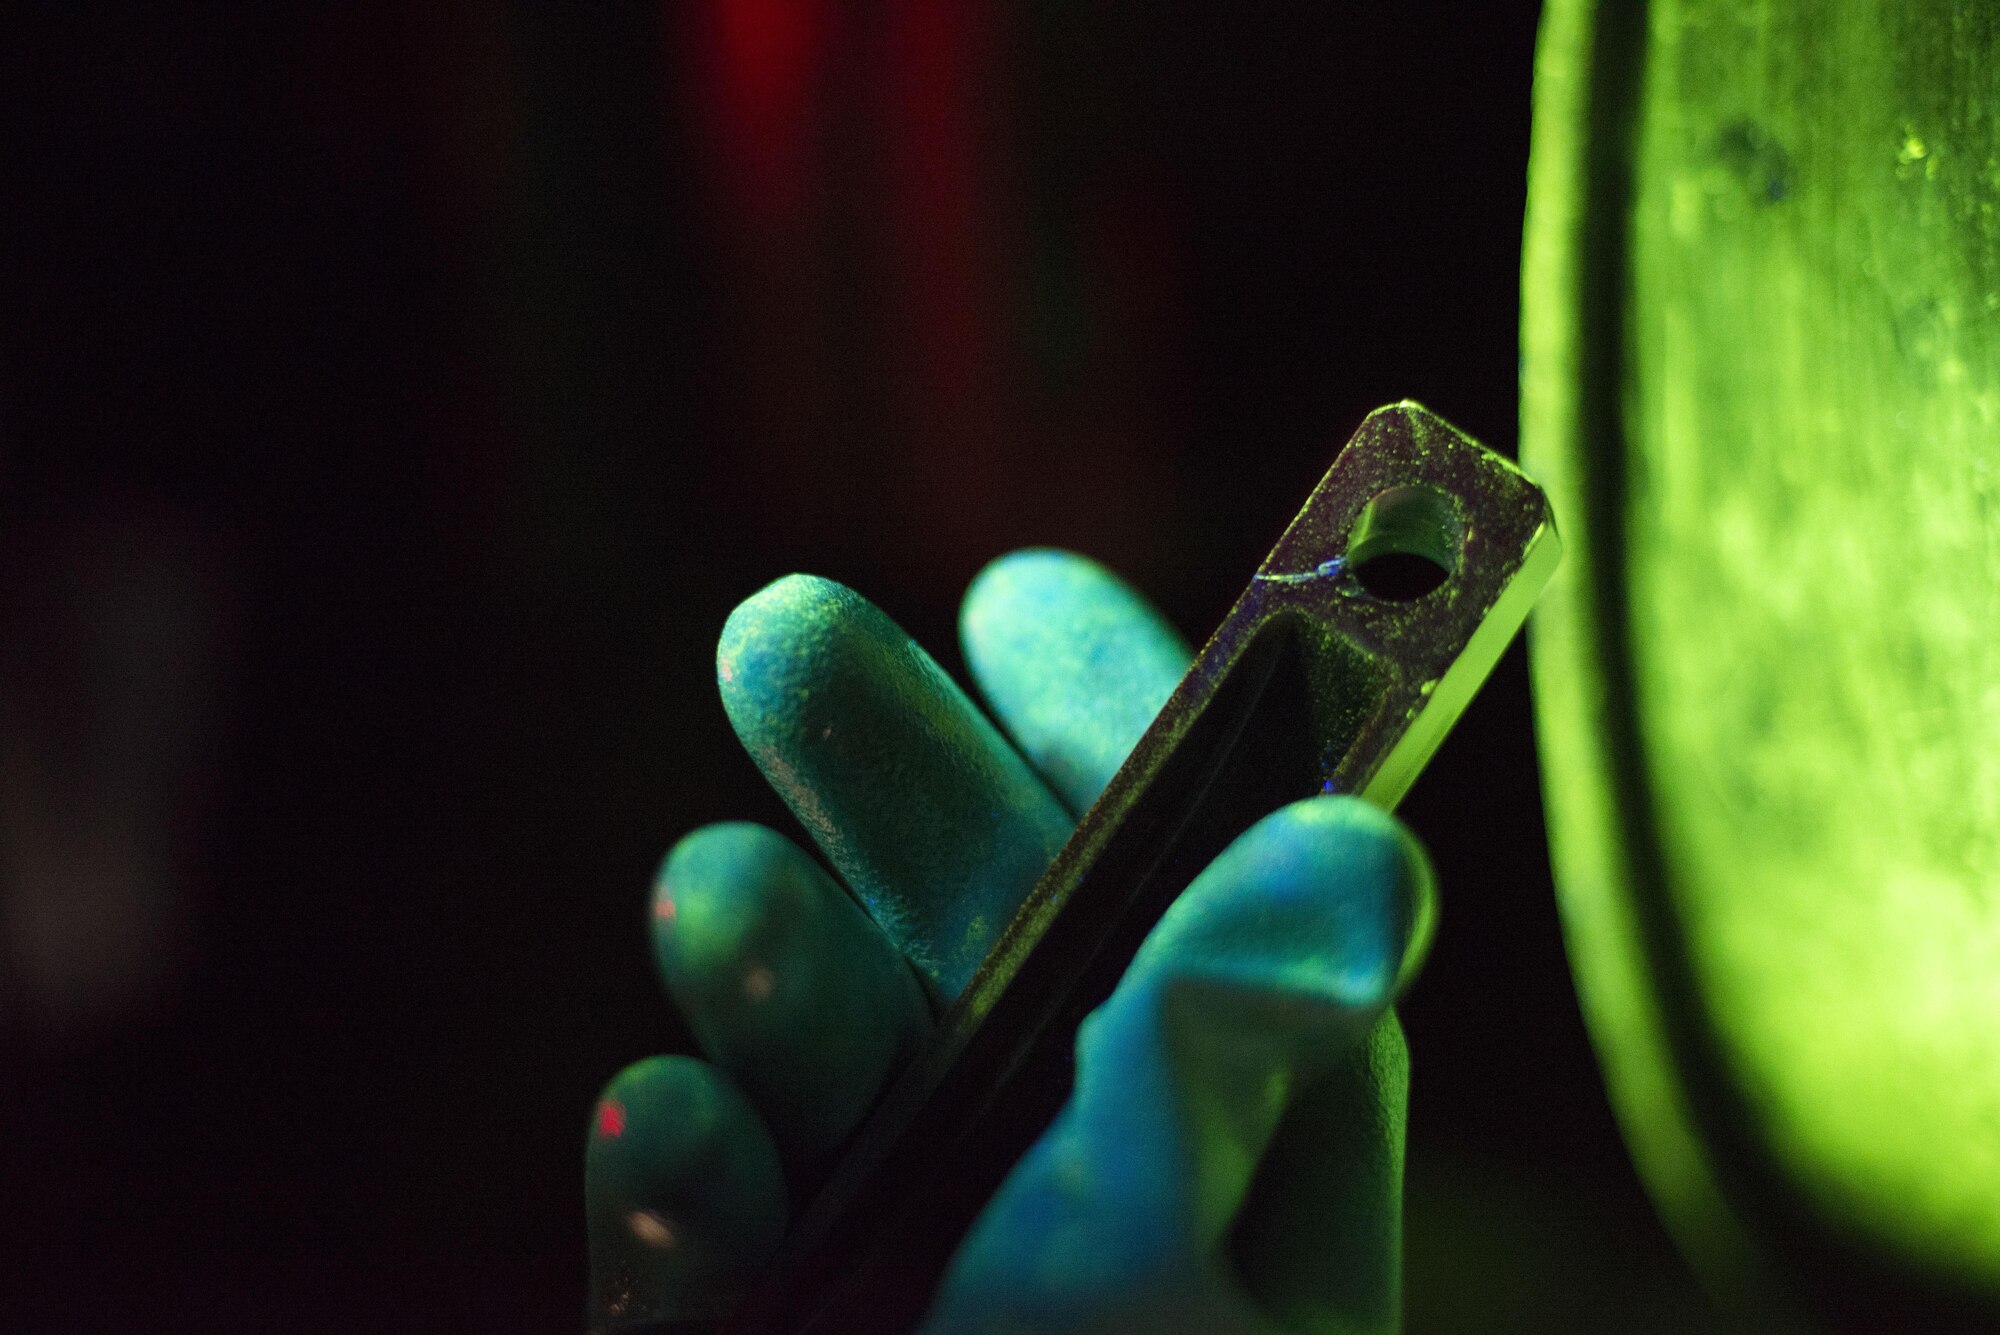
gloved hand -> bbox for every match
[586,550,1437,1333]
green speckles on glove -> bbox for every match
[719,573,1072,1001]
[586,550,1437,1333]
[961,549,1192,815]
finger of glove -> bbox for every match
[959,549,1191,815]
[719,574,1071,1003]
[585,1056,786,1331]
[653,822,931,1170]
[1228,1012,1409,1334]
[926,796,1434,1333]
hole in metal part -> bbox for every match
[1346,485,1461,601]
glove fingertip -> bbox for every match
[960,548,1190,814]
[1147,796,1437,1010]
[1285,796,1437,997]
[712,570,1070,1002]
[585,1056,786,1330]
[714,573,850,748]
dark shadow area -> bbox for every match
[1,5,1703,1329]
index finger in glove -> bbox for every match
[719,574,1072,1003]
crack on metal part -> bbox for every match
[1254,557,1347,585]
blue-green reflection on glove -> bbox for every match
[586,551,1435,1332]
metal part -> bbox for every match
[727,401,1559,1331]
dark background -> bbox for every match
[1,5,1708,1330]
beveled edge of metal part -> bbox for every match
[721,400,1559,1332]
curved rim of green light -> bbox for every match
[1522,0,2000,1308]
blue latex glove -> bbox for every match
[586,551,1436,1332]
